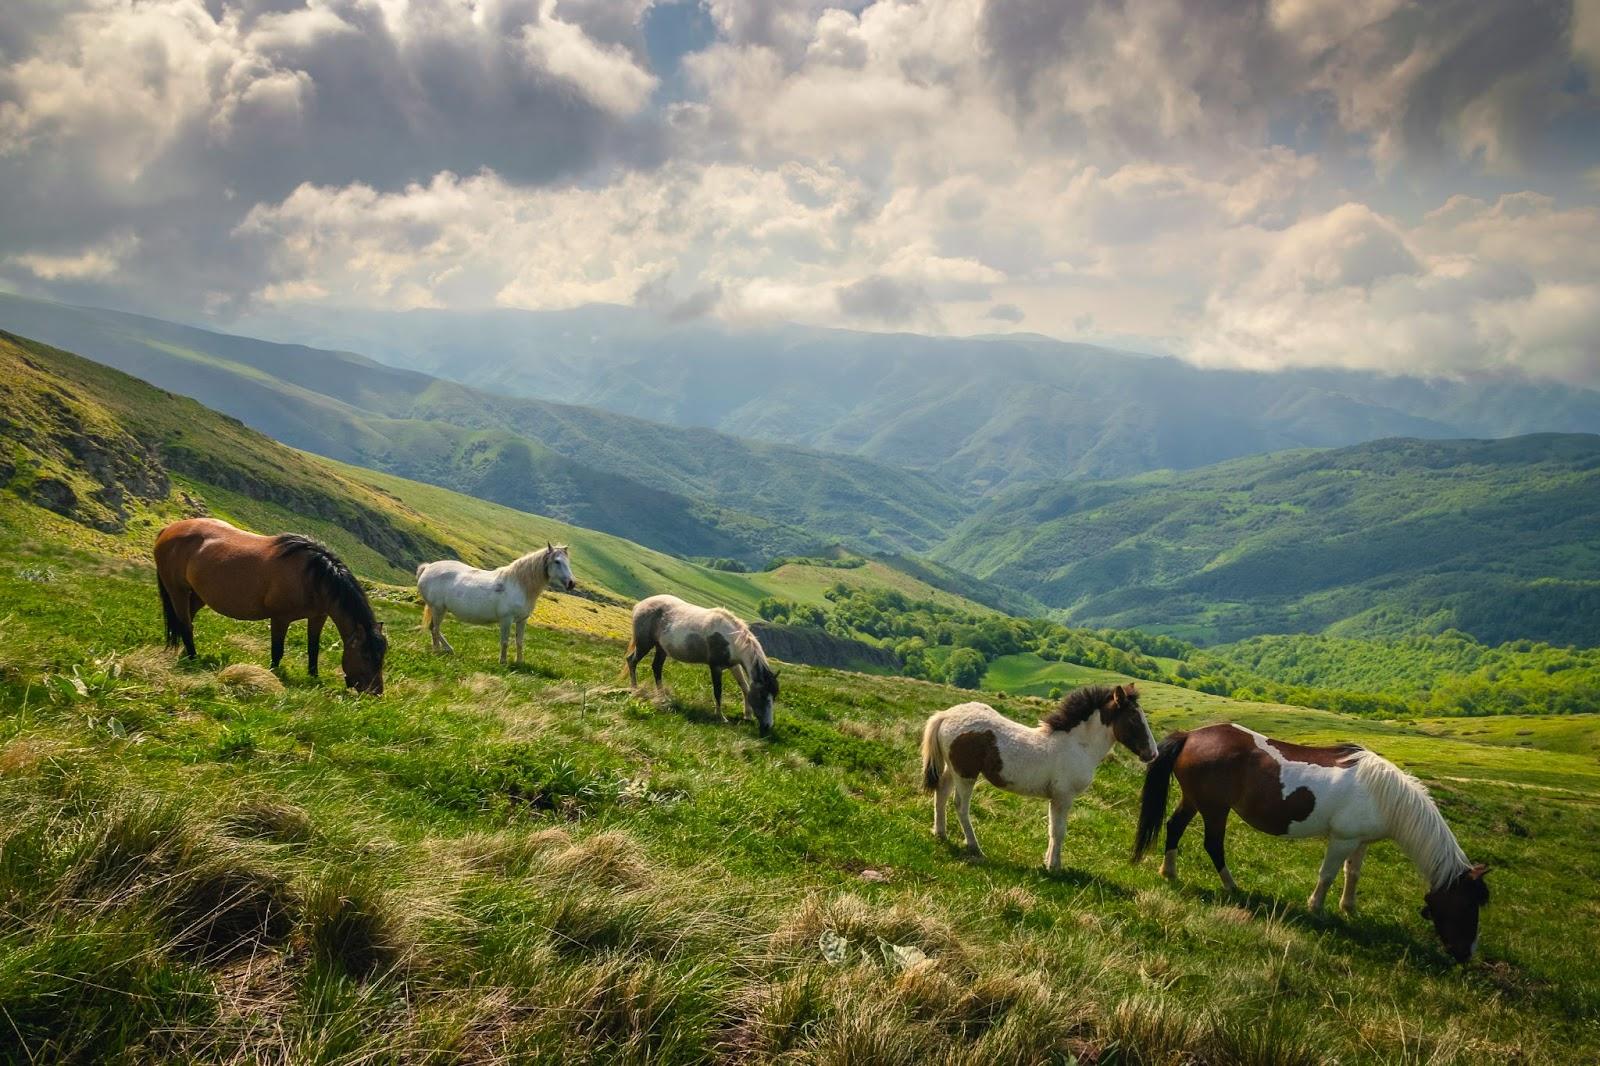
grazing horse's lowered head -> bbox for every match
[276,536,388,694]
[1424,863,1490,963]
[744,655,780,736]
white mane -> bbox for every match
[712,606,770,672]
[504,547,556,594]
[1352,750,1470,891]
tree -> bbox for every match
[944,648,987,689]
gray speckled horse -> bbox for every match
[626,594,779,735]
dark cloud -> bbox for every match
[0,0,667,312]
[836,275,935,327]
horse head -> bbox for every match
[1106,684,1158,762]
[545,543,576,591]
[343,620,388,695]
[747,660,780,737]
[1422,863,1489,963]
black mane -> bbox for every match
[273,534,377,633]
[1043,684,1122,733]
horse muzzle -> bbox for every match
[565,580,576,591]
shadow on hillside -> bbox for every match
[1182,881,1456,971]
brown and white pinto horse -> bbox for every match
[922,684,1158,871]
[1135,723,1489,962]
[155,518,388,694]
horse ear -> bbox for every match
[547,541,554,552]
[1112,685,1126,704]
[1469,864,1488,879]
[1125,682,1138,696]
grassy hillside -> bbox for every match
[935,435,1600,645]
[0,330,999,643]
[0,294,968,562]
[2,483,1598,1062]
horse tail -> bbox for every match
[920,711,948,791]
[421,602,434,632]
[158,576,181,649]
[1134,730,1189,861]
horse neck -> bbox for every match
[1360,756,1470,890]
[1049,716,1114,763]
[507,550,549,595]
[725,620,765,675]
[321,594,371,646]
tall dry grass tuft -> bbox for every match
[301,867,414,979]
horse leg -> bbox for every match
[514,617,526,664]
[651,647,667,690]
[1339,843,1370,914]
[1161,799,1198,881]
[163,576,199,658]
[183,593,204,658]
[1310,837,1361,913]
[434,608,454,654]
[1045,793,1075,872]
[953,777,982,857]
[934,772,955,841]
[499,619,511,666]
[270,617,289,670]
[626,640,649,686]
[307,615,325,677]
[711,667,729,722]
[1201,809,1239,892]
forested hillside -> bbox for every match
[253,303,1600,490]
[935,435,1600,645]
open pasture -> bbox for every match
[1,512,1598,1063]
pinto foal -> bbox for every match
[1135,723,1490,962]
[921,684,1158,871]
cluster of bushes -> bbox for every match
[754,585,1197,692]
[754,587,1600,717]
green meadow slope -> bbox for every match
[2,466,1599,1062]
[0,294,967,563]
[936,434,1600,645]
[0,330,1000,632]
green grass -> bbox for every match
[2,500,1598,1063]
[981,652,1132,697]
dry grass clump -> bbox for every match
[120,644,214,693]
[218,662,284,694]
[771,892,966,968]
[301,867,415,979]
[541,829,654,890]
[58,798,297,964]
[446,826,572,876]
[218,796,316,845]
[0,735,67,775]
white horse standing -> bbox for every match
[626,594,780,735]
[416,544,575,665]
[921,684,1158,871]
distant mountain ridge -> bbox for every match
[934,434,1600,646]
[244,304,1600,492]
[0,294,967,564]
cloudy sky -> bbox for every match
[3,0,1599,385]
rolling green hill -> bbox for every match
[0,294,968,563]
[935,434,1600,645]
[0,330,997,633]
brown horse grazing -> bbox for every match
[154,518,388,694]
[1134,723,1489,962]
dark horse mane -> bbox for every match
[273,535,377,633]
[1043,684,1125,733]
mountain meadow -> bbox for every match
[0,314,1598,1063]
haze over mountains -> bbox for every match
[247,305,1600,491]
[3,292,1597,648]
